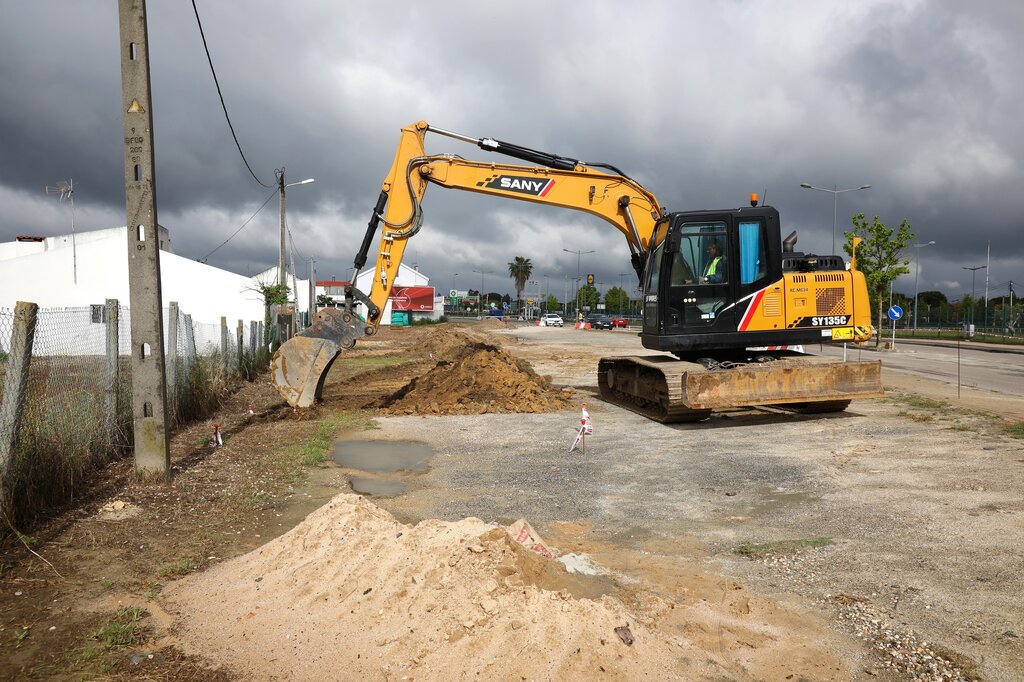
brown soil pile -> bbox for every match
[160,494,714,681]
[379,333,572,416]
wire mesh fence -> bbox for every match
[0,302,271,525]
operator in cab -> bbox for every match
[701,242,725,283]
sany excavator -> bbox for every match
[271,121,882,422]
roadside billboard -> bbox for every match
[389,286,435,311]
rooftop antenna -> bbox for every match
[44,179,78,284]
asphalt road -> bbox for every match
[812,339,1024,397]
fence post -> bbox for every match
[0,301,39,506]
[167,301,179,401]
[236,319,244,375]
[184,314,196,359]
[220,316,229,375]
[249,321,258,358]
[104,299,120,445]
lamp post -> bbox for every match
[472,269,489,315]
[563,248,594,320]
[963,265,986,326]
[618,273,632,316]
[912,240,935,331]
[799,183,871,255]
[276,167,315,286]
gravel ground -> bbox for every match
[346,325,1022,681]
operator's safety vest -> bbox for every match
[704,255,722,278]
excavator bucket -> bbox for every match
[271,308,367,407]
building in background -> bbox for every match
[1,226,270,326]
[315,264,439,326]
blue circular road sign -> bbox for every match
[887,305,904,321]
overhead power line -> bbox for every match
[199,188,278,262]
[191,0,272,189]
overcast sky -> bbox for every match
[2,0,1021,303]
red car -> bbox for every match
[610,316,630,328]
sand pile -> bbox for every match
[380,337,572,416]
[161,494,708,680]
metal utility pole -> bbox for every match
[799,183,871,255]
[984,241,991,329]
[563,248,594,320]
[119,0,170,475]
[963,265,985,326]
[277,167,287,286]
[44,179,77,284]
[912,240,935,331]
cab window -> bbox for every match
[738,220,767,285]
[672,222,727,285]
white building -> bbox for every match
[0,226,276,326]
[349,264,441,325]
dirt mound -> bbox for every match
[379,337,572,416]
[477,316,508,329]
[161,494,713,681]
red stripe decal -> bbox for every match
[738,289,765,331]
[540,180,555,197]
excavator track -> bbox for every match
[598,355,882,423]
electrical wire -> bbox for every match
[198,188,278,262]
[191,0,273,189]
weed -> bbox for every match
[899,394,949,410]
[159,557,199,577]
[294,412,378,466]
[1006,422,1024,439]
[146,580,161,599]
[948,424,977,433]
[735,537,834,559]
[91,606,146,648]
[101,579,114,590]
[14,627,29,644]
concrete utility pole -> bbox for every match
[119,0,170,475]
[308,256,316,318]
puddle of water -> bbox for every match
[350,478,410,497]
[331,440,435,472]
[747,491,819,517]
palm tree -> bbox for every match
[507,256,533,312]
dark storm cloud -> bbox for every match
[1,1,1021,301]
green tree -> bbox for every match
[577,284,600,312]
[507,256,533,311]
[544,294,560,312]
[316,293,335,307]
[250,279,290,346]
[843,213,915,347]
[604,286,630,315]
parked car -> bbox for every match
[540,313,564,327]
[586,315,613,330]
[610,315,629,328]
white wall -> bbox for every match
[0,229,265,326]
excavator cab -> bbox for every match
[641,207,784,356]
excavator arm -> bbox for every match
[272,120,665,406]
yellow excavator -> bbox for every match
[271,121,882,422]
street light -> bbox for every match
[276,167,315,286]
[963,265,986,326]
[563,248,594,319]
[913,241,935,331]
[472,269,489,315]
[799,183,871,256]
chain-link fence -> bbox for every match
[0,302,269,525]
